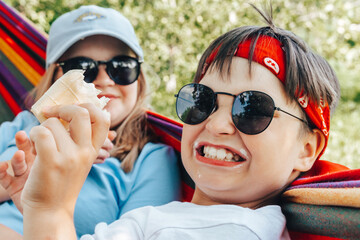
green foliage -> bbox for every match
[324,70,360,169]
[5,0,360,168]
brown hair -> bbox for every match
[194,4,340,119]
[110,70,157,172]
[27,62,156,173]
[25,63,58,105]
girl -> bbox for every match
[0,5,180,238]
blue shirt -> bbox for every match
[0,111,181,238]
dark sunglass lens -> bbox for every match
[83,63,98,83]
[60,58,97,83]
[176,84,215,125]
[232,91,275,134]
[108,57,139,85]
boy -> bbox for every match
[0,5,340,240]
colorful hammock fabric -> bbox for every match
[283,203,360,240]
[146,110,195,202]
[282,160,360,239]
[0,0,46,123]
[1,2,360,240]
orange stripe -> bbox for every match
[0,27,44,75]
[0,37,42,86]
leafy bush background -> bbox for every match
[6,0,360,168]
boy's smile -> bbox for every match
[195,142,247,167]
[181,58,308,208]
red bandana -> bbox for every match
[201,35,330,160]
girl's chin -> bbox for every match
[110,114,127,129]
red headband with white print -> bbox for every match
[201,35,330,160]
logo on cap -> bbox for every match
[263,57,280,75]
[74,12,105,23]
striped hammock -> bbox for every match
[0,2,359,239]
[0,1,45,122]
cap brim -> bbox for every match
[46,30,143,67]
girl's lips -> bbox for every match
[98,94,117,100]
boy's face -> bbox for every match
[181,58,307,208]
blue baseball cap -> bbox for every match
[46,5,143,68]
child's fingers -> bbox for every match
[78,103,110,151]
[41,117,73,152]
[15,131,34,164]
[14,131,29,147]
[0,162,11,189]
[29,126,58,164]
[94,137,113,164]
[108,130,117,142]
[42,104,109,152]
[94,149,109,164]
[99,149,110,159]
[102,137,114,152]
[10,151,27,177]
[43,105,92,147]
[0,161,8,174]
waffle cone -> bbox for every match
[31,69,109,123]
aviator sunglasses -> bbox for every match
[58,55,142,85]
[175,83,308,135]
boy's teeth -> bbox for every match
[216,148,226,160]
[203,146,242,162]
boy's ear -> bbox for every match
[294,129,326,172]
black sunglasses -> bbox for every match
[58,56,142,85]
[175,83,308,135]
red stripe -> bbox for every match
[0,27,45,75]
[147,110,183,127]
[0,3,45,48]
[0,81,22,115]
[292,169,360,186]
[151,124,181,152]
[289,231,344,240]
[181,182,194,202]
[0,12,46,60]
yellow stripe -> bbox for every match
[0,37,41,86]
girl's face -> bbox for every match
[181,58,308,208]
[55,35,139,129]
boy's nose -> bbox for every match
[205,104,236,136]
[92,65,115,87]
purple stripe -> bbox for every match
[0,2,46,49]
[152,123,181,141]
[0,60,28,106]
[286,180,360,190]
[147,114,183,136]
[0,10,46,51]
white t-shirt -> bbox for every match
[81,201,290,240]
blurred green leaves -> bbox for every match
[5,0,360,168]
